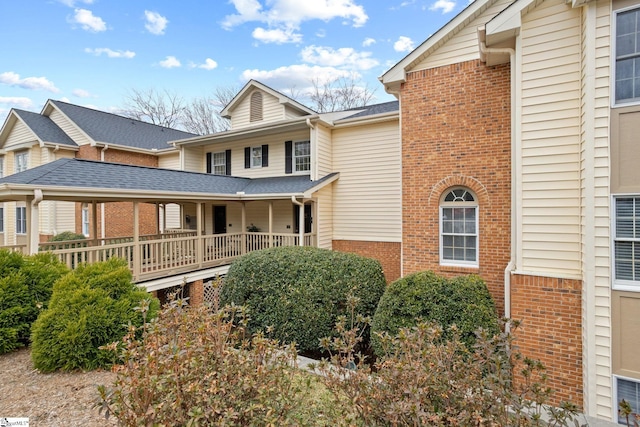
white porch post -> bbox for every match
[90,201,97,262]
[26,190,43,255]
[132,202,140,280]
[196,202,203,267]
[298,201,304,247]
[268,201,273,247]
[241,202,246,255]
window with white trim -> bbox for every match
[616,376,640,424]
[212,152,227,175]
[613,196,640,289]
[251,146,262,168]
[16,206,26,234]
[0,206,4,233]
[15,151,28,173]
[294,140,310,172]
[82,204,90,237]
[615,7,640,104]
[440,188,478,266]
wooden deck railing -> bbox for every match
[7,231,314,282]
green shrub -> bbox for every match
[221,246,386,353]
[317,318,580,426]
[49,231,87,242]
[370,271,499,355]
[98,282,308,426]
[0,250,69,354]
[30,258,159,372]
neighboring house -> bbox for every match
[380,0,639,421]
[0,100,196,246]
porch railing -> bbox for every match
[17,231,315,282]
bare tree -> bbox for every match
[122,88,186,128]
[305,75,377,113]
[181,97,228,134]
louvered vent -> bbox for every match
[250,91,263,122]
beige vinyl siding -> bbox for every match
[518,0,582,277]
[54,202,76,234]
[159,152,180,170]
[413,0,514,71]
[332,120,401,242]
[5,202,16,245]
[231,90,284,129]
[284,105,307,119]
[48,109,92,145]
[4,120,36,148]
[316,124,332,177]
[182,146,203,172]
[233,130,309,178]
[316,186,333,249]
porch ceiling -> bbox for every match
[0,158,339,203]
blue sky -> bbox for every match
[0,0,463,123]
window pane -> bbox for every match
[251,147,262,167]
[617,58,634,80]
[617,378,640,423]
[618,33,636,57]
[616,241,635,280]
[617,78,634,101]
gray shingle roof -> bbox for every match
[0,158,337,197]
[14,109,77,147]
[337,101,399,121]
[50,100,198,151]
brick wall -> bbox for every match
[74,147,160,238]
[400,59,511,315]
[511,273,583,406]
[332,240,401,283]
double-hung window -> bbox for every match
[440,188,478,266]
[615,7,640,104]
[16,206,26,234]
[82,204,90,237]
[15,151,28,173]
[613,196,640,290]
[251,146,262,168]
[212,152,227,175]
[294,141,311,172]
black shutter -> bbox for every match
[262,144,269,167]
[225,149,232,175]
[285,141,293,174]
[244,147,250,169]
[206,152,212,174]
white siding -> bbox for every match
[230,90,284,129]
[332,120,401,242]
[316,124,332,177]
[316,186,333,249]
[4,120,36,148]
[518,0,583,277]
[182,146,203,172]
[48,109,92,145]
[159,153,180,170]
[413,0,514,70]
[54,202,76,234]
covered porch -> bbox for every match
[0,158,337,284]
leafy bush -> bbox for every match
[0,250,69,354]
[49,231,87,242]
[317,312,580,426]
[30,258,159,372]
[221,246,386,353]
[370,270,499,355]
[98,281,309,426]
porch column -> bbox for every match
[268,201,273,248]
[132,202,140,280]
[90,201,98,262]
[196,202,203,267]
[298,201,304,247]
[241,202,246,255]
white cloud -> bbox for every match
[0,97,33,109]
[301,45,378,70]
[144,10,168,35]
[57,0,93,6]
[429,0,456,13]
[241,64,355,90]
[72,89,91,98]
[0,72,60,93]
[159,56,181,68]
[70,8,107,32]
[252,27,302,44]
[84,48,136,58]
[198,58,218,70]
[223,0,368,43]
[393,36,414,52]
[362,37,376,47]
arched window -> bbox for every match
[440,187,478,266]
[250,91,263,122]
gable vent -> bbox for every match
[250,91,263,122]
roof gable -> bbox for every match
[0,109,77,150]
[221,80,315,119]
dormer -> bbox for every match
[221,80,316,130]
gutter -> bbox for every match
[479,26,517,322]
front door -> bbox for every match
[213,205,226,234]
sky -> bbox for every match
[0,0,465,125]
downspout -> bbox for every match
[291,196,305,246]
[29,189,44,255]
[100,144,109,240]
[306,117,317,181]
[479,27,517,323]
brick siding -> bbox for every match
[400,59,512,315]
[332,240,401,283]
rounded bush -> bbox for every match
[30,257,159,372]
[49,231,87,242]
[221,246,386,353]
[0,250,69,354]
[371,271,499,356]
